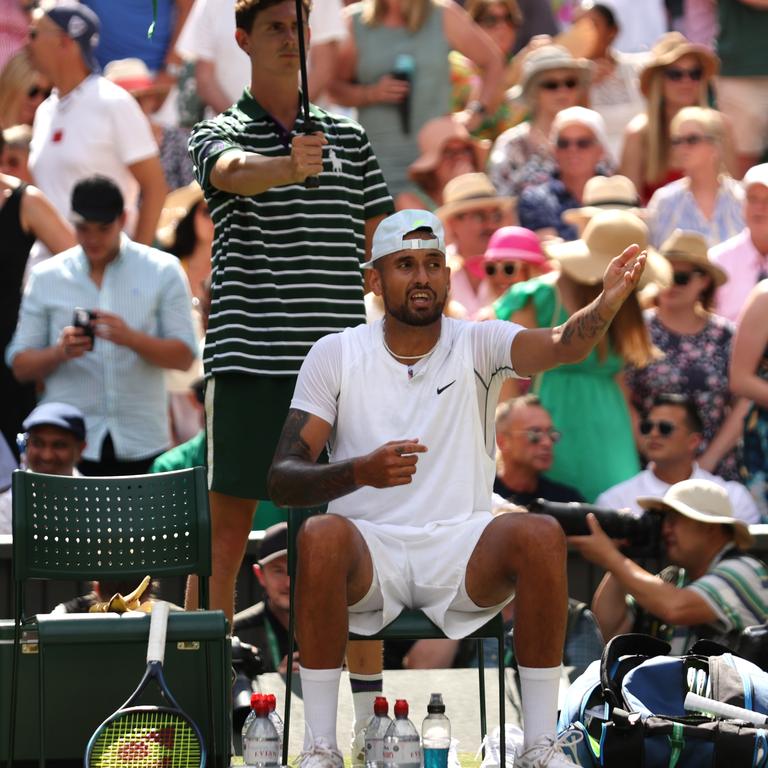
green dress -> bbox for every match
[494,277,639,502]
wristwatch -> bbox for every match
[466,100,488,116]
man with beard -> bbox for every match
[268,209,648,768]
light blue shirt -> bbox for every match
[6,236,198,461]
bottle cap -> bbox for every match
[394,699,409,718]
[250,692,263,709]
[427,693,445,714]
[374,696,389,716]
[254,697,270,717]
[266,693,277,712]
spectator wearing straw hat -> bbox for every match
[104,58,194,192]
[435,172,514,317]
[26,1,167,245]
[562,174,643,236]
[493,210,671,501]
[710,163,768,324]
[574,479,768,653]
[399,115,490,211]
[489,44,593,199]
[625,229,745,482]
[517,106,612,242]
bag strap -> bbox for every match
[687,639,731,657]
[601,709,644,768]
[713,721,758,768]
[601,634,671,708]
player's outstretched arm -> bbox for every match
[510,244,646,377]
[268,409,428,507]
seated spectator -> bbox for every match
[233,523,295,675]
[0,49,50,129]
[436,172,514,317]
[596,394,760,523]
[0,124,32,182]
[27,1,166,244]
[620,32,735,204]
[0,402,86,534]
[399,116,490,211]
[450,0,525,142]
[646,107,744,247]
[489,44,593,198]
[574,479,768,653]
[730,280,768,520]
[517,106,612,242]
[626,230,744,480]
[104,58,194,192]
[150,380,206,473]
[6,176,197,476]
[493,394,585,507]
[575,3,645,165]
[710,163,768,324]
[562,174,643,237]
[493,211,669,501]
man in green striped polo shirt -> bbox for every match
[571,479,768,654]
[188,0,393,622]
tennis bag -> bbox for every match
[557,633,768,767]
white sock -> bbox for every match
[518,664,561,749]
[349,672,384,728]
[300,666,343,750]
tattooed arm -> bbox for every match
[510,244,646,377]
[267,408,429,507]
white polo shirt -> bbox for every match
[29,74,158,234]
[291,318,523,529]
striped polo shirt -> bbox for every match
[189,90,393,377]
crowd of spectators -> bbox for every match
[2,0,768,682]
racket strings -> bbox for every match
[88,710,202,767]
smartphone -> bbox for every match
[72,307,95,346]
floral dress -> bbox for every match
[625,309,739,479]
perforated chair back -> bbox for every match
[12,467,211,615]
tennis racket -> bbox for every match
[85,600,206,767]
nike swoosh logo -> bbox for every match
[436,381,456,395]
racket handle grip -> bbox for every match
[684,692,768,726]
[303,118,321,189]
[305,176,320,189]
[147,600,170,664]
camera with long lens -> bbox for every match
[528,499,663,556]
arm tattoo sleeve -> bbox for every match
[267,408,359,507]
[559,300,610,347]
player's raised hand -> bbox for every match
[601,243,646,314]
[354,439,428,488]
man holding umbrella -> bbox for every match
[188,0,393,622]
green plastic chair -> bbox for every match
[281,507,506,765]
[7,467,226,767]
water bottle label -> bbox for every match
[243,744,280,765]
[366,737,383,764]
[383,743,422,765]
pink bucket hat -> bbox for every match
[484,226,551,268]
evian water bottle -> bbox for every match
[365,696,393,768]
[243,695,280,767]
[383,699,422,768]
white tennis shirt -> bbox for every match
[291,317,524,529]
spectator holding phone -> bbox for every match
[5,175,197,476]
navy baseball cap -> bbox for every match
[23,402,86,441]
[43,1,101,73]
[257,522,287,566]
[71,175,124,223]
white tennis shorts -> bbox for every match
[347,511,513,640]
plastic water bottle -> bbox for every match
[242,692,262,753]
[383,699,422,768]
[265,693,284,744]
[365,696,393,768]
[243,695,280,767]
[422,693,450,768]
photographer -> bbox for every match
[6,175,197,476]
[571,479,768,654]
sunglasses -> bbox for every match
[456,209,504,224]
[485,262,518,277]
[664,66,704,82]
[672,268,706,285]
[556,137,595,150]
[478,13,515,28]
[510,428,562,444]
[540,78,579,91]
[670,134,714,148]
[27,84,52,99]
[639,419,676,437]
